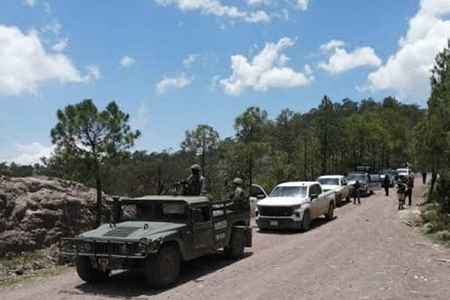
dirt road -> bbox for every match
[2,178,449,300]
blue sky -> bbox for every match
[1,0,450,164]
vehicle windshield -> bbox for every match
[318,178,340,186]
[269,186,307,198]
[380,170,392,175]
[346,174,367,182]
[122,201,189,222]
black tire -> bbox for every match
[76,256,109,283]
[224,228,245,259]
[301,210,311,232]
[145,245,180,288]
[325,203,334,221]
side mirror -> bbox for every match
[192,208,204,223]
[310,193,318,200]
[342,182,347,186]
[256,194,266,200]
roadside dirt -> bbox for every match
[1,177,449,300]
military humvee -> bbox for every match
[60,195,252,288]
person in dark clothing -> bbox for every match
[181,164,204,196]
[383,175,390,196]
[422,172,427,184]
[396,179,407,210]
[353,180,361,205]
[406,176,414,206]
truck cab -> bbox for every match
[60,195,252,288]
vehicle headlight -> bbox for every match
[82,242,92,253]
[120,244,128,255]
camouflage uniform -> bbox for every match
[183,164,204,196]
[230,178,248,211]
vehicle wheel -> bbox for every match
[224,228,245,259]
[76,256,109,283]
[325,203,334,221]
[145,245,180,288]
[301,210,311,232]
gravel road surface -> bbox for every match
[1,177,449,300]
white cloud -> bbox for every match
[219,37,314,96]
[10,143,54,165]
[295,0,310,11]
[41,20,61,35]
[152,0,270,23]
[52,37,68,52]
[320,40,345,52]
[156,73,193,94]
[23,0,36,7]
[319,46,381,75]
[183,54,198,67]
[131,104,148,131]
[0,25,99,97]
[85,65,101,81]
[246,0,270,5]
[120,55,136,68]
[367,0,450,100]
[43,2,52,14]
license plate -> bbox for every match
[270,221,278,226]
[98,258,109,267]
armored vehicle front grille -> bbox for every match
[259,206,293,217]
[103,226,140,237]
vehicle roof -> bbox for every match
[121,195,209,205]
[277,181,317,187]
[318,175,344,179]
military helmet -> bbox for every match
[232,178,243,186]
[190,164,201,172]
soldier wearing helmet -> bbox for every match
[230,177,248,211]
[182,164,204,196]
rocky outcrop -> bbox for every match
[0,176,110,257]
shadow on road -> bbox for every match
[256,216,336,235]
[74,251,252,298]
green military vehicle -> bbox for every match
[60,195,252,288]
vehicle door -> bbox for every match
[309,185,322,218]
[315,184,329,214]
[191,205,215,251]
[369,174,382,191]
[250,184,267,216]
[341,177,349,198]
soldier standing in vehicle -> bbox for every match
[183,164,204,196]
[230,178,248,211]
[353,180,361,205]
[383,174,390,196]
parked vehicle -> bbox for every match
[256,182,335,231]
[396,168,414,180]
[60,195,252,288]
[317,175,350,206]
[346,172,373,196]
[249,184,268,216]
[379,169,396,187]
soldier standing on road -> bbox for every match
[406,176,414,206]
[383,174,390,196]
[183,164,205,196]
[422,172,427,184]
[353,180,361,205]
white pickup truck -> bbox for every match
[255,182,336,231]
[317,175,350,206]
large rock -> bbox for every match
[0,176,111,257]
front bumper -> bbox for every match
[256,215,303,230]
[59,238,151,259]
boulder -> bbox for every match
[0,176,111,257]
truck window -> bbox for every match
[251,185,265,198]
[315,184,322,194]
[193,206,211,223]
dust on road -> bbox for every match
[1,177,449,300]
